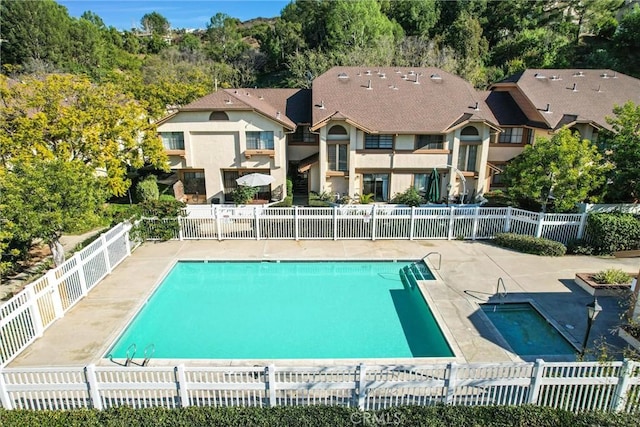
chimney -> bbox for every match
[367,80,372,90]
[572,83,578,92]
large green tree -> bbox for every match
[0,74,168,196]
[0,158,108,266]
[602,102,640,202]
[380,0,440,37]
[613,5,640,77]
[503,128,608,212]
[324,0,402,51]
[0,0,71,70]
[141,11,170,35]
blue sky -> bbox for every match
[57,0,290,30]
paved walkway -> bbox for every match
[9,239,639,367]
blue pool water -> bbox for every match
[107,261,453,359]
[481,303,576,356]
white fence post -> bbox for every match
[357,363,367,410]
[535,212,545,238]
[333,206,338,241]
[26,286,44,337]
[445,362,458,404]
[577,212,587,239]
[371,206,377,241]
[176,364,190,407]
[215,206,223,241]
[47,270,64,319]
[124,226,132,255]
[612,359,633,412]
[0,369,12,410]
[294,206,299,241]
[472,206,479,240]
[527,359,545,404]
[447,207,455,240]
[254,206,261,241]
[267,364,277,407]
[409,206,415,240]
[85,364,103,410]
[505,206,512,233]
[100,234,112,273]
[178,217,184,241]
[77,259,88,297]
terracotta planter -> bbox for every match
[574,273,633,297]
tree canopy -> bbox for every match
[602,101,640,202]
[0,158,108,266]
[502,128,609,212]
[0,74,168,196]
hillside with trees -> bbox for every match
[1,0,640,278]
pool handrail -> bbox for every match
[423,252,441,270]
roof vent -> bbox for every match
[388,85,398,90]
[246,92,250,96]
[401,74,408,80]
[276,111,281,119]
[408,70,415,75]
[597,84,602,93]
[550,75,561,81]
[395,69,401,74]
[543,103,552,113]
[316,100,325,109]
[600,72,609,79]
[613,71,617,78]
[380,73,386,79]
[414,74,420,85]
[365,70,372,76]
[338,72,349,79]
[366,80,372,90]
[573,71,584,77]
[571,83,578,92]
[534,73,546,79]
[259,95,264,100]
[225,99,232,104]
[473,102,479,111]
[234,90,238,93]
[357,71,362,76]
[430,74,442,81]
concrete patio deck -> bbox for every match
[9,239,639,367]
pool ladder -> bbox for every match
[109,343,155,367]
[422,252,441,270]
[496,277,508,300]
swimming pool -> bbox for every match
[107,260,453,359]
[481,302,576,357]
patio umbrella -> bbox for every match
[235,173,275,187]
[427,169,440,202]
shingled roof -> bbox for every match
[311,66,498,133]
[178,88,311,130]
[492,69,640,131]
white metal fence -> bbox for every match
[0,223,136,368]
[140,205,587,244]
[0,360,638,413]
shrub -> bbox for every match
[391,187,424,206]
[131,199,186,241]
[592,268,632,284]
[0,405,637,427]
[358,193,375,204]
[272,196,293,207]
[585,212,640,255]
[286,178,293,197]
[135,175,159,202]
[566,238,594,255]
[159,194,176,202]
[493,233,567,256]
[231,185,258,205]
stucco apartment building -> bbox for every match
[157,67,639,204]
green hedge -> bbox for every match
[493,233,567,256]
[586,213,640,255]
[1,405,638,427]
